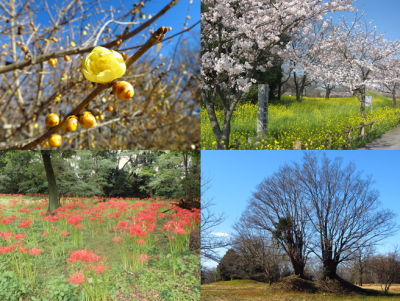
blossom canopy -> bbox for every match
[81,46,126,84]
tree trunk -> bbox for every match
[392,87,397,108]
[325,86,332,99]
[289,256,305,279]
[322,259,339,280]
[278,75,282,100]
[41,150,60,214]
[294,72,306,102]
[217,110,232,150]
[360,87,366,119]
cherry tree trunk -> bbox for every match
[41,150,60,214]
[325,87,332,99]
[360,88,366,119]
[393,88,397,108]
[218,114,231,150]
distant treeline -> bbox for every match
[0,150,200,199]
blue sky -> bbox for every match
[330,0,400,41]
[202,150,400,267]
[31,0,200,57]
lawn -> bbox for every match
[201,91,400,150]
[201,280,400,301]
[0,194,200,301]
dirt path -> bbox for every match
[359,125,400,150]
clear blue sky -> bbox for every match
[202,150,400,267]
[31,0,200,57]
[330,0,400,41]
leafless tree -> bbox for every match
[295,152,397,280]
[201,266,217,284]
[232,218,291,284]
[201,176,230,262]
[348,245,375,286]
[242,162,312,279]
[370,249,400,294]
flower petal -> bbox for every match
[96,70,115,84]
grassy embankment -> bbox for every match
[201,91,400,150]
[201,277,400,301]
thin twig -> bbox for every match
[0,0,178,74]
[4,27,171,150]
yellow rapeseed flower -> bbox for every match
[81,46,126,84]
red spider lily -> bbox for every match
[17,207,31,214]
[137,239,145,245]
[67,249,101,264]
[42,231,49,237]
[159,213,166,219]
[139,254,149,263]
[0,245,15,254]
[69,272,85,285]
[61,231,70,236]
[29,248,41,256]
[174,226,186,235]
[14,241,23,248]
[128,224,147,238]
[18,247,29,254]
[1,215,17,225]
[67,215,83,226]
[14,233,25,240]
[19,219,34,228]
[112,236,122,243]
[0,231,14,240]
[93,263,107,274]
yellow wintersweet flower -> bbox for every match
[81,46,126,84]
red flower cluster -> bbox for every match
[69,272,85,285]
[0,245,15,254]
[19,219,34,228]
[17,207,31,214]
[0,231,14,240]
[1,215,17,225]
[14,233,25,240]
[29,248,42,256]
[112,236,122,243]
[87,263,107,274]
[139,254,149,263]
[67,249,101,264]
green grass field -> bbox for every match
[201,279,400,301]
[0,194,200,301]
[201,91,400,150]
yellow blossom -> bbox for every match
[80,46,126,84]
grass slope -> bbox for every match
[201,91,400,150]
[201,276,400,301]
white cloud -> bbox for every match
[211,232,231,237]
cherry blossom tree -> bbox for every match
[201,0,354,149]
[306,13,400,118]
[376,57,400,108]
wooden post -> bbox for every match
[326,133,331,150]
[347,126,352,148]
[360,122,365,140]
[235,139,239,150]
[294,141,302,150]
